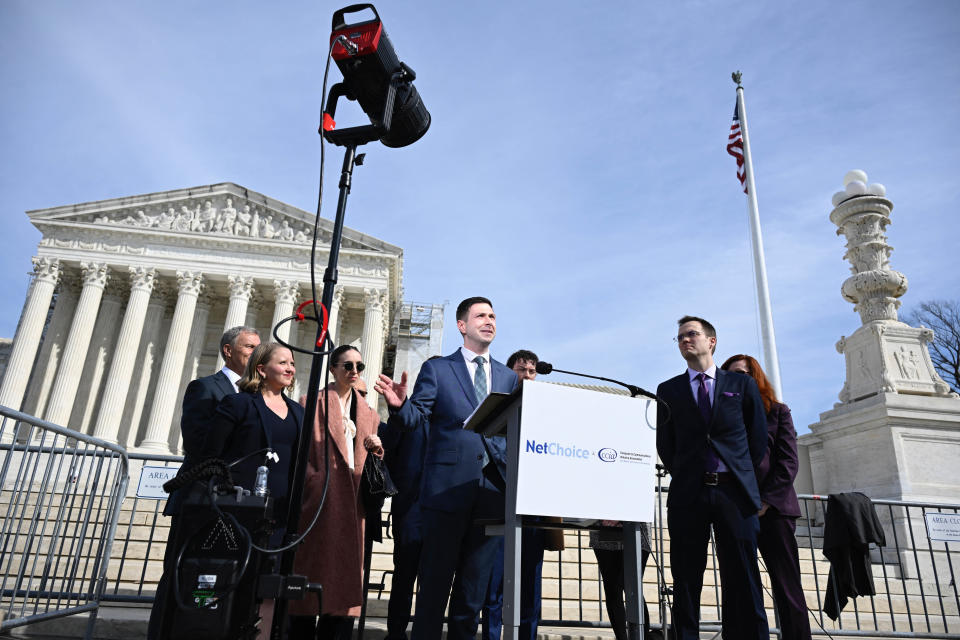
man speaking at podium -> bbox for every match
[655,316,769,639]
[375,296,518,640]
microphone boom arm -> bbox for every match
[546,366,657,400]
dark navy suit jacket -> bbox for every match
[656,368,767,514]
[388,350,518,513]
[165,370,235,516]
[380,414,427,522]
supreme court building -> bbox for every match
[0,182,443,453]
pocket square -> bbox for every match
[722,391,740,397]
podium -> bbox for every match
[466,380,657,640]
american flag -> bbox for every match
[726,103,747,194]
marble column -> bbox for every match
[328,286,345,343]
[92,266,156,442]
[316,286,345,383]
[72,278,126,434]
[44,262,109,427]
[183,292,214,384]
[22,274,78,419]
[173,291,213,453]
[0,257,60,414]
[139,271,203,452]
[216,275,254,370]
[245,290,264,334]
[271,280,300,344]
[122,282,170,449]
[360,288,388,409]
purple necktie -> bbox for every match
[697,373,720,472]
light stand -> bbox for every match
[269,14,427,635]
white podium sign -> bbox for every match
[514,380,656,522]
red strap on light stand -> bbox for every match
[296,300,329,349]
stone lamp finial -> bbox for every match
[830,170,955,402]
[830,170,905,324]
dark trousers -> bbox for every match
[668,484,768,640]
[386,506,423,640]
[481,527,545,640]
[592,547,651,640]
[758,514,812,640]
[412,504,501,640]
[288,614,354,640]
[147,515,181,640]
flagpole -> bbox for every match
[733,72,784,401]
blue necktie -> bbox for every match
[697,373,721,472]
[473,356,487,403]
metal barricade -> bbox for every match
[537,483,960,638]
[795,494,960,638]
[37,438,960,639]
[100,451,183,605]
[0,405,129,638]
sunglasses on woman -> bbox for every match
[337,361,366,373]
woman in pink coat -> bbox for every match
[288,344,383,639]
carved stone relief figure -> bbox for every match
[260,215,276,239]
[157,207,176,229]
[194,200,217,233]
[250,208,260,238]
[173,206,193,232]
[216,198,237,234]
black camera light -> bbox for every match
[324,4,430,148]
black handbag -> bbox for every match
[362,454,398,498]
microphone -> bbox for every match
[535,361,658,401]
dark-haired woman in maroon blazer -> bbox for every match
[721,354,812,640]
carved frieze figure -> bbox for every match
[216,198,237,234]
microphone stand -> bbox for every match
[537,364,657,400]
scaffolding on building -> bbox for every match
[383,302,443,376]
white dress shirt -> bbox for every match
[460,345,491,397]
[221,366,241,393]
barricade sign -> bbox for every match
[137,464,181,499]
[924,511,960,542]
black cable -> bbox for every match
[757,554,836,640]
[213,35,349,557]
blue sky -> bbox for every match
[2,1,958,434]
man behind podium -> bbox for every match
[655,316,768,639]
[375,296,518,640]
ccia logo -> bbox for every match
[598,448,618,462]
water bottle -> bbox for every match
[254,465,270,498]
